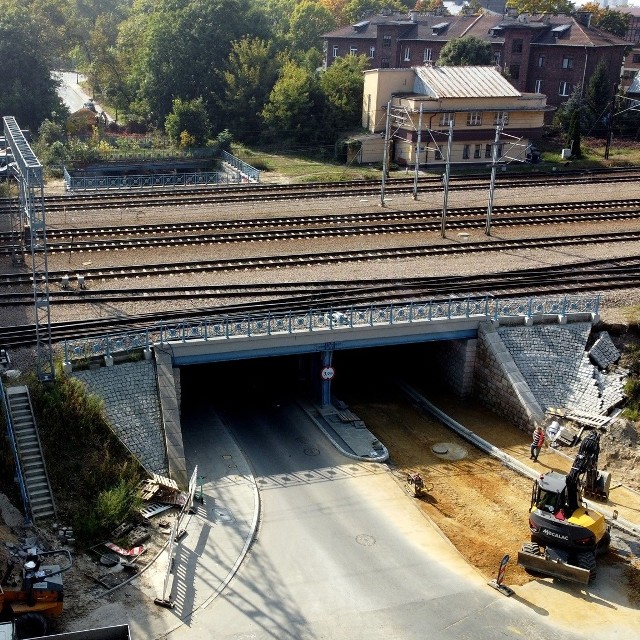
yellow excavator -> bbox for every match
[517,431,611,584]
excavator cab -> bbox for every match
[531,473,567,516]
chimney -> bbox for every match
[409,10,418,23]
[576,11,592,28]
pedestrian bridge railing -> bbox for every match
[62,294,600,364]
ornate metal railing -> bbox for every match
[220,150,260,182]
[62,295,600,363]
[63,150,259,190]
[63,169,229,191]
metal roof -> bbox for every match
[413,66,522,99]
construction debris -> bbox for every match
[138,474,187,507]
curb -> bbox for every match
[298,400,389,462]
[396,380,640,540]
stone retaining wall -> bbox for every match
[73,361,167,475]
[474,322,545,432]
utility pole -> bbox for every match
[441,120,453,238]
[380,100,391,207]
[604,87,617,160]
[413,105,423,200]
[486,124,503,236]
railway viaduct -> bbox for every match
[62,294,617,487]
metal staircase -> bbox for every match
[6,386,56,520]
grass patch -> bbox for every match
[28,369,145,543]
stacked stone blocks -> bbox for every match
[74,361,167,476]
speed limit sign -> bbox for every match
[321,366,335,380]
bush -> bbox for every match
[29,371,145,543]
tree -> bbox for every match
[223,38,281,142]
[593,9,630,38]
[437,36,492,66]
[0,2,67,132]
[584,60,612,134]
[262,60,317,144]
[165,98,211,146]
[414,0,449,14]
[288,0,337,53]
[129,0,271,128]
[319,54,367,139]
[552,82,582,134]
[505,0,575,15]
[342,0,407,24]
[567,107,581,158]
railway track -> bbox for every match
[1,168,639,214]
[1,199,638,255]
[0,256,635,348]
[2,229,640,290]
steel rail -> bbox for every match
[2,170,640,214]
[2,229,640,289]
[1,198,638,246]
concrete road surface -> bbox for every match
[169,397,583,640]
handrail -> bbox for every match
[0,381,32,524]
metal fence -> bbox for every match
[63,167,233,191]
[62,295,600,363]
[63,150,260,191]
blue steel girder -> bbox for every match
[3,117,54,381]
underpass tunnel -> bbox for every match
[178,337,476,415]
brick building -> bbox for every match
[619,7,640,91]
[323,11,628,111]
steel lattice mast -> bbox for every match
[3,117,54,381]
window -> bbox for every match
[534,79,542,93]
[369,46,375,58]
[494,52,501,66]
[404,48,411,62]
[332,46,338,58]
[439,112,454,126]
[381,57,390,68]
[485,144,492,159]
[537,54,545,68]
[562,56,573,69]
[350,46,358,56]
[633,54,640,63]
[467,111,482,126]
[512,39,523,53]
[474,144,481,159]
[559,81,572,96]
[494,111,509,125]
[435,146,442,160]
[383,35,391,48]
[423,48,433,62]
[509,64,520,80]
[463,145,470,160]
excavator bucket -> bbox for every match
[517,549,591,585]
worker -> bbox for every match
[530,425,545,462]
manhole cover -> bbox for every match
[304,447,320,456]
[432,442,467,460]
[355,534,376,547]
